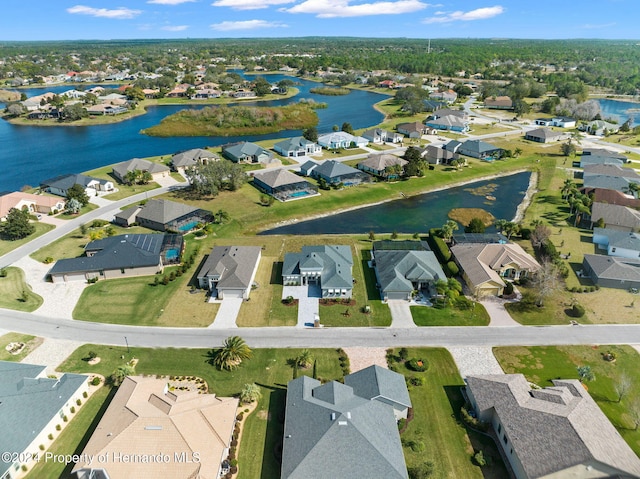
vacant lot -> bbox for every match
[494,345,640,456]
[411,303,490,326]
[0,267,43,312]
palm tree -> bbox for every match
[441,220,459,241]
[624,182,640,199]
[513,147,523,158]
[208,336,252,371]
[110,363,135,386]
[215,209,230,224]
[239,383,262,404]
[561,179,576,199]
[296,349,313,369]
[577,365,595,383]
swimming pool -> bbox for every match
[165,248,180,261]
[178,221,199,231]
[289,191,310,198]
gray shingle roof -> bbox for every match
[583,175,635,192]
[0,361,87,478]
[594,227,640,251]
[582,148,627,160]
[358,154,407,172]
[281,369,410,479]
[197,245,261,290]
[467,374,640,478]
[222,141,272,160]
[525,128,564,140]
[283,245,353,289]
[591,202,640,230]
[48,234,168,275]
[171,148,219,168]
[425,114,466,129]
[583,164,640,180]
[40,173,109,190]
[583,254,640,282]
[112,158,169,179]
[344,365,412,410]
[375,250,445,294]
[275,136,315,152]
[136,199,199,224]
[253,169,308,188]
[312,160,362,180]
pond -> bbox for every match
[261,171,531,235]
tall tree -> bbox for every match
[303,126,318,142]
[66,183,90,206]
[341,122,354,135]
[1,208,35,240]
[531,260,560,307]
[208,336,252,371]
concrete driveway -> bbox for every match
[480,296,521,327]
[209,298,242,329]
[282,285,321,327]
[387,300,416,328]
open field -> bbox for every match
[0,332,42,362]
[57,344,344,479]
[411,304,490,326]
[388,348,508,479]
[493,345,640,456]
[0,267,43,312]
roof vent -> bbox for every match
[330,412,336,421]
[338,421,348,426]
[145,425,163,430]
[346,412,351,419]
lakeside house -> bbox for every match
[40,173,114,197]
[251,168,318,202]
[170,148,220,174]
[112,158,170,184]
[590,202,640,231]
[301,160,371,186]
[222,142,276,165]
[1,361,89,479]
[282,245,354,298]
[357,154,407,180]
[420,144,457,165]
[317,131,368,149]
[73,376,239,479]
[274,137,322,157]
[196,245,261,299]
[457,140,503,159]
[0,192,65,220]
[396,121,426,138]
[578,155,626,168]
[466,374,640,479]
[113,199,213,233]
[593,227,640,258]
[361,128,403,144]
[581,120,619,136]
[281,366,411,479]
[48,233,182,283]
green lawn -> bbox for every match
[0,222,54,256]
[57,344,344,479]
[25,387,113,479]
[0,267,43,311]
[0,332,43,361]
[388,348,508,479]
[57,202,99,219]
[411,303,490,326]
[494,345,640,456]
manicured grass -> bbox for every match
[56,202,99,220]
[493,345,640,456]
[0,267,43,312]
[31,224,153,263]
[411,303,490,326]
[57,344,344,479]
[388,348,508,479]
[0,332,43,361]
[25,386,113,479]
[0,222,54,256]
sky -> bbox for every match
[1,0,638,41]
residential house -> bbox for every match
[452,232,507,245]
[451,243,541,297]
[230,89,257,99]
[165,84,190,97]
[578,155,626,168]
[420,144,457,165]
[533,118,553,126]
[429,108,468,120]
[430,89,457,103]
[86,104,128,115]
[581,187,640,208]
[524,128,568,143]
[0,192,65,220]
[443,140,462,154]
[191,88,221,99]
[114,198,213,233]
[21,92,55,111]
[281,366,411,479]
[483,96,513,109]
[583,164,640,194]
[581,120,619,136]
[73,376,239,479]
[0,361,88,479]
[583,163,640,182]
[252,169,318,202]
[197,245,261,299]
[590,202,640,231]
[378,79,396,88]
[40,173,114,197]
[583,254,640,290]
[551,116,577,128]
[422,99,447,112]
[48,233,182,283]
[170,148,220,174]
[112,158,169,184]
[304,160,370,186]
[222,142,275,164]
[396,121,426,138]
[317,131,368,149]
[458,140,503,159]
[583,148,627,161]
[357,154,407,180]
[142,88,159,99]
[465,374,640,479]
[373,249,445,301]
[282,245,354,298]
[361,128,403,144]
[274,137,322,157]
[424,114,468,132]
[593,227,640,259]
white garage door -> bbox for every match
[220,289,244,299]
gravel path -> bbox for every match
[12,256,87,319]
[21,337,83,375]
[447,346,505,378]
[343,347,388,372]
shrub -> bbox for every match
[398,347,409,361]
[454,295,474,310]
[44,256,54,264]
[428,235,451,262]
[70,406,76,414]
[519,227,532,240]
[21,465,27,472]
[397,418,407,431]
[91,219,109,227]
[460,405,489,432]
[76,398,82,406]
[55,424,61,431]
[48,433,53,440]
[445,261,459,277]
[408,376,425,387]
[91,376,101,386]
[63,415,68,422]
[473,450,487,467]
[410,440,426,453]
[504,282,514,295]
[408,461,435,479]
[407,358,428,372]
[39,444,45,451]
[572,303,586,318]
[82,391,88,398]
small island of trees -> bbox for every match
[309,87,350,96]
[142,103,318,137]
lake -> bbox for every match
[597,98,640,127]
[261,171,531,235]
[0,74,387,192]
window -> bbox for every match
[121,268,125,274]
[497,423,501,433]
[612,248,616,253]
[503,434,508,444]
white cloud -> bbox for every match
[148,0,195,4]
[210,19,288,30]
[423,5,503,24]
[284,0,429,18]
[212,0,295,10]
[66,5,142,19]
[162,25,190,30]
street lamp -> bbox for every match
[124,336,130,354]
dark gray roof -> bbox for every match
[583,175,635,192]
[443,140,462,152]
[222,141,273,160]
[171,148,219,168]
[344,365,412,410]
[136,199,199,224]
[112,158,169,178]
[281,370,409,479]
[275,136,315,152]
[197,245,261,290]
[283,245,353,289]
[375,250,445,294]
[459,139,501,155]
[253,169,309,188]
[48,234,168,275]
[0,361,87,478]
[582,148,627,160]
[594,227,640,252]
[467,374,640,478]
[525,128,564,140]
[373,240,428,252]
[40,173,109,190]
[583,254,640,282]
[312,160,362,180]
[591,202,640,230]
[579,155,625,167]
[583,164,640,180]
[114,205,142,222]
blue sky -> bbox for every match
[2,0,637,41]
